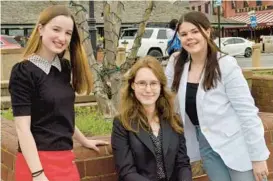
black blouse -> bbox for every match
[149,128,166,181]
[185,82,199,125]
[9,55,75,152]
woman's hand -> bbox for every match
[82,139,109,152]
[252,160,269,181]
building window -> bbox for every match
[267,5,273,10]
[27,29,33,37]
[243,0,249,8]
[9,29,24,36]
[192,6,195,11]
[1,29,6,35]
[256,0,262,6]
[198,5,201,12]
[205,3,209,13]
[231,1,236,9]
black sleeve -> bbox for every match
[111,117,150,181]
[9,62,34,116]
[175,132,193,181]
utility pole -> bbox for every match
[213,0,222,50]
[210,0,213,16]
[88,0,97,57]
[217,5,221,50]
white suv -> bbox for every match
[118,28,169,57]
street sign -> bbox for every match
[214,0,222,7]
[250,15,257,28]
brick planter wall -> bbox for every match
[252,75,273,113]
[261,113,273,181]
[2,113,273,181]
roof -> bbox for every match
[0,1,190,24]
[229,12,273,26]
[1,1,244,27]
[122,27,169,30]
[204,14,246,26]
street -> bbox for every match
[236,53,273,68]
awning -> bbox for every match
[229,12,273,26]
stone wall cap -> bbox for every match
[252,75,273,80]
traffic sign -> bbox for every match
[214,0,222,7]
[250,15,257,28]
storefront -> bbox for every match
[226,11,273,42]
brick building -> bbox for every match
[189,0,273,41]
[223,1,273,41]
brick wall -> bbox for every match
[262,113,273,181]
[252,75,273,113]
[2,113,273,181]
[223,1,273,18]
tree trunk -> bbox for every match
[118,1,155,74]
[110,1,155,111]
[70,1,154,118]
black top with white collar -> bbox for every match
[9,55,75,151]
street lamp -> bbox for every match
[213,0,222,50]
[88,0,97,57]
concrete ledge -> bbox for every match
[252,75,273,81]
[243,67,273,71]
[0,48,25,54]
[75,94,96,103]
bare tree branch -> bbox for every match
[103,1,124,68]
[120,0,155,73]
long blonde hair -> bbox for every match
[23,5,93,94]
[119,56,183,134]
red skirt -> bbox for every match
[15,150,80,181]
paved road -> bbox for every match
[161,53,273,69]
[236,53,273,68]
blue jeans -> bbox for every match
[195,126,265,181]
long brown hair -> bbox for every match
[171,11,225,92]
[23,5,93,94]
[119,56,183,134]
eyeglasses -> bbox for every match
[134,81,160,90]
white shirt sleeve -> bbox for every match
[166,29,175,40]
[220,55,270,161]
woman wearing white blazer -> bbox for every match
[165,11,270,181]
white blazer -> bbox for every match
[165,53,270,172]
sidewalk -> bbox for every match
[262,52,273,56]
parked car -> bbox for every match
[118,27,169,57]
[0,35,22,49]
[214,37,254,58]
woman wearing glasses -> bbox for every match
[111,56,192,181]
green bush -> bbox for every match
[75,107,113,136]
[1,108,13,120]
[1,107,113,136]
[253,70,273,75]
